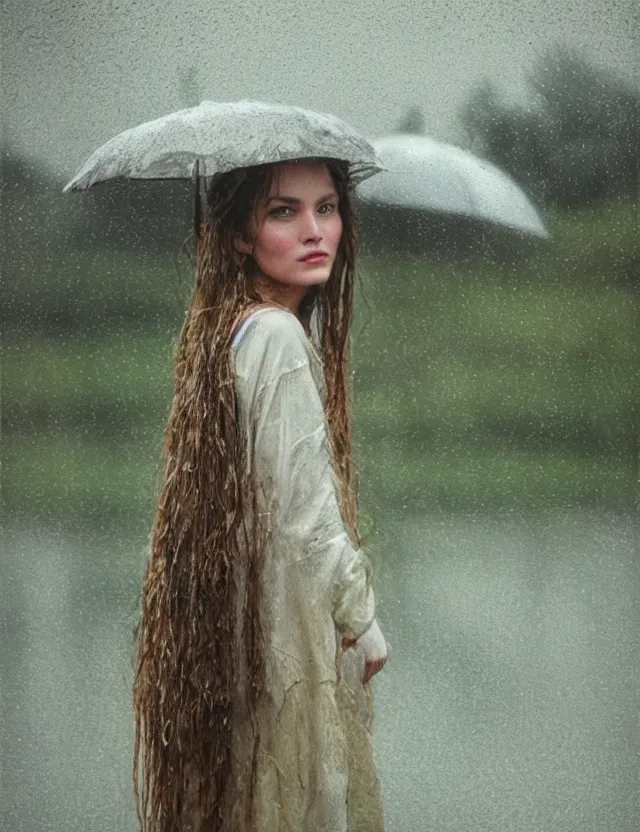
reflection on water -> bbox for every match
[2,510,639,831]
[374,511,640,831]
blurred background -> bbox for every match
[2,1,639,830]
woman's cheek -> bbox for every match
[327,215,343,252]
[263,225,296,258]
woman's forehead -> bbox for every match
[267,161,336,196]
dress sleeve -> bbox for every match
[234,311,375,640]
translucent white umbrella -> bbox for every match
[63,100,383,192]
[356,134,548,239]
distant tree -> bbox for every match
[461,45,640,207]
[461,80,550,204]
[395,105,426,134]
[530,48,639,204]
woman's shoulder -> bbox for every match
[252,307,306,338]
[233,307,311,382]
[234,306,307,349]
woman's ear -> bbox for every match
[234,235,253,256]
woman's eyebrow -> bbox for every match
[266,192,338,205]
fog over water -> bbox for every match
[3,511,639,831]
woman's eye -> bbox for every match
[270,206,293,218]
[318,202,337,214]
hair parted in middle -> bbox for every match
[133,157,362,832]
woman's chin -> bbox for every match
[296,268,333,287]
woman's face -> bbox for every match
[244,161,343,297]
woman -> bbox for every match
[133,157,387,832]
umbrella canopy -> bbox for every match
[63,100,383,192]
[356,134,548,239]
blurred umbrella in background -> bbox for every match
[356,133,548,255]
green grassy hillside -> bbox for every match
[3,200,638,528]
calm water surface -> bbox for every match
[2,509,639,831]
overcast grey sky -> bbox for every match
[3,0,638,178]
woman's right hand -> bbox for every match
[343,619,387,683]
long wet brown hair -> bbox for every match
[133,158,361,832]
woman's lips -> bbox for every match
[299,252,329,264]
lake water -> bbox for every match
[2,509,639,831]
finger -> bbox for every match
[363,657,386,684]
[363,662,377,684]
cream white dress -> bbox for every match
[232,308,384,832]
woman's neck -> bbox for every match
[254,274,310,318]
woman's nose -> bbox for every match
[300,210,322,241]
